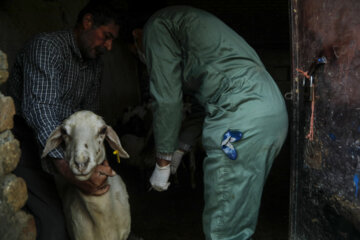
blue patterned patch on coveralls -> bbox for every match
[221,130,243,160]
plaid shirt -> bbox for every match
[8,30,102,173]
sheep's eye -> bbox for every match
[60,127,67,136]
[99,126,107,135]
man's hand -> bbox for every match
[76,160,116,195]
[53,159,116,196]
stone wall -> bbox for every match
[0,50,36,240]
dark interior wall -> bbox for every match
[0,0,87,68]
[291,0,360,239]
[127,0,289,48]
[165,0,289,49]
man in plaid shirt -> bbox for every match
[7,2,121,239]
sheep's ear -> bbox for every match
[105,125,130,158]
[41,125,64,158]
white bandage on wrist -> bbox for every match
[170,150,185,174]
[149,163,171,191]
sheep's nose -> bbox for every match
[75,156,90,172]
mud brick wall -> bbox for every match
[0,50,36,240]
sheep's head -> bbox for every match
[41,111,129,181]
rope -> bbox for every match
[296,68,310,79]
[296,68,314,141]
[305,85,315,141]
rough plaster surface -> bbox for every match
[294,0,360,238]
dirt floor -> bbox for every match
[114,136,290,240]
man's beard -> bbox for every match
[79,32,106,60]
[80,45,106,60]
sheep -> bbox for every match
[41,110,131,240]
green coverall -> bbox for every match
[143,6,288,240]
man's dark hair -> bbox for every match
[76,1,124,27]
[119,1,167,43]
[119,11,150,43]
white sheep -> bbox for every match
[41,110,131,240]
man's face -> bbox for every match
[79,21,119,59]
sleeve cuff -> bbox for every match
[156,152,173,161]
[41,157,59,175]
[178,142,192,152]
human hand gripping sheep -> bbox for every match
[53,156,115,196]
[41,110,131,240]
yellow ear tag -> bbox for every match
[113,150,121,163]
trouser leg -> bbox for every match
[202,148,269,240]
[202,116,288,240]
[12,116,70,240]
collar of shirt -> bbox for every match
[67,30,86,64]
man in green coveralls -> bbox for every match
[131,6,288,240]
